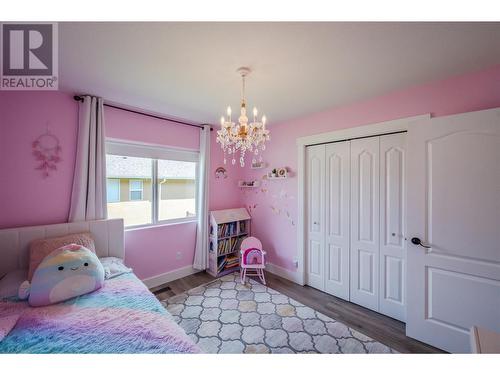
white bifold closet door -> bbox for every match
[379,134,406,321]
[306,142,350,300]
[305,144,326,291]
[350,134,406,320]
[350,137,381,312]
[325,142,351,300]
[306,133,406,322]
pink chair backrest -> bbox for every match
[240,237,262,251]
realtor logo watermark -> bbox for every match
[1,23,58,90]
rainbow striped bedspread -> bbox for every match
[0,273,200,353]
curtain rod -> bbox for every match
[73,95,213,131]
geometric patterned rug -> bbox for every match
[162,273,398,354]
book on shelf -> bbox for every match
[222,254,239,271]
[216,235,248,256]
[225,256,239,268]
[216,222,237,238]
[217,256,227,273]
[239,220,246,234]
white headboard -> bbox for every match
[0,218,124,277]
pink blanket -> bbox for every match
[0,273,200,353]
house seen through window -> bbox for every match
[106,151,197,228]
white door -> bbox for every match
[406,108,500,353]
[324,142,351,299]
[350,137,380,311]
[379,133,406,321]
[305,145,326,291]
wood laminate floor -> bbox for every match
[151,271,444,353]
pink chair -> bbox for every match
[240,237,266,285]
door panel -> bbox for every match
[327,245,342,282]
[325,142,350,299]
[379,133,407,321]
[306,145,326,291]
[385,256,403,302]
[359,151,375,242]
[407,108,500,353]
[358,250,374,293]
[427,267,500,331]
[427,132,500,263]
[309,240,322,276]
[350,137,380,311]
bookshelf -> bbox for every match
[208,208,251,277]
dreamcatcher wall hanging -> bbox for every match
[32,125,62,178]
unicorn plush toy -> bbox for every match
[19,244,105,307]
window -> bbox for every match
[106,155,153,227]
[129,180,143,201]
[106,141,198,228]
[158,159,197,221]
[106,179,120,203]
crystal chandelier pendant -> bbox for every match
[216,67,270,167]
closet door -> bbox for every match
[324,142,350,299]
[379,133,406,321]
[305,145,326,291]
[350,137,380,311]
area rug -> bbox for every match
[161,273,397,354]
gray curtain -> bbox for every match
[69,96,107,222]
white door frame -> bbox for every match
[296,114,430,286]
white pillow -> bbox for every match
[99,257,132,279]
[0,269,28,299]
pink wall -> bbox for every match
[241,65,500,273]
[105,106,200,150]
[209,131,245,211]
[0,93,243,280]
[0,92,78,228]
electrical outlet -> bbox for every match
[176,251,182,260]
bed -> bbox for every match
[0,219,200,354]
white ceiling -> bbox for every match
[59,22,500,125]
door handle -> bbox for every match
[411,237,431,249]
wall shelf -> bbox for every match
[251,162,266,169]
[238,180,260,188]
[267,167,288,180]
[267,175,288,180]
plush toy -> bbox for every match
[19,244,105,307]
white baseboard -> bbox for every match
[265,263,304,285]
[141,265,201,289]
[142,263,302,289]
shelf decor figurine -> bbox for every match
[267,167,288,179]
[215,166,228,179]
[277,167,287,178]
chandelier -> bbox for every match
[217,67,270,167]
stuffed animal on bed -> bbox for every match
[18,244,105,307]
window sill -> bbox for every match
[124,218,198,232]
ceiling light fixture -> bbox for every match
[217,67,270,167]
